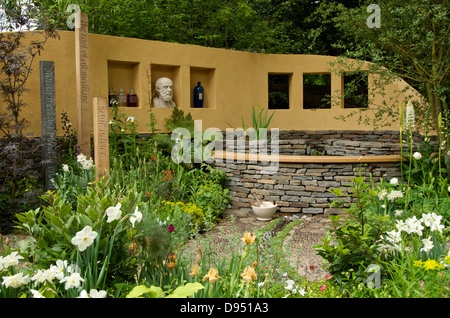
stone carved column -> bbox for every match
[40,61,57,190]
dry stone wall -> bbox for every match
[276,130,413,156]
[213,160,401,214]
[211,130,416,215]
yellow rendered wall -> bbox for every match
[2,30,424,138]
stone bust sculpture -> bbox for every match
[153,77,176,108]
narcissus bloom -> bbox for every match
[203,268,220,284]
[420,237,434,253]
[81,158,94,170]
[60,272,85,290]
[1,251,24,268]
[106,203,122,223]
[71,226,98,252]
[78,289,107,298]
[389,177,399,185]
[2,272,30,288]
[387,190,404,202]
[77,153,87,163]
[30,289,45,298]
[130,206,142,227]
[240,232,256,245]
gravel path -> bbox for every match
[183,208,342,282]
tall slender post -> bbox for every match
[40,61,57,190]
[93,97,110,182]
[75,12,90,157]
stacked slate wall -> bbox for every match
[211,130,421,215]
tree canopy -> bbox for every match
[33,0,360,55]
[313,0,449,132]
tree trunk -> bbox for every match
[426,82,442,134]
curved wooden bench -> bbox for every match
[212,151,405,164]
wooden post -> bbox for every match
[75,12,91,157]
[93,97,110,182]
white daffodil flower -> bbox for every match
[106,203,122,223]
[88,289,107,298]
[81,158,94,170]
[60,272,84,290]
[71,226,98,252]
[52,260,69,280]
[30,289,45,298]
[430,221,445,234]
[285,279,296,291]
[2,272,30,288]
[387,190,404,202]
[389,177,399,186]
[1,252,24,268]
[77,153,87,163]
[420,237,434,253]
[130,206,143,228]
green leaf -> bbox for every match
[126,285,163,298]
[329,214,342,223]
[166,283,204,298]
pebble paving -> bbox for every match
[187,208,345,282]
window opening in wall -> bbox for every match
[344,72,369,108]
[268,74,290,109]
[303,73,331,109]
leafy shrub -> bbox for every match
[160,200,205,233]
[192,179,231,229]
[313,176,391,287]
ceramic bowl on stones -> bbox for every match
[251,201,277,221]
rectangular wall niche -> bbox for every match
[303,73,331,109]
[268,73,291,109]
[190,66,215,109]
[343,72,369,108]
[107,60,140,107]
